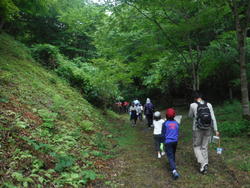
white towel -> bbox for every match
[174,115,182,125]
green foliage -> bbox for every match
[80,120,94,131]
[239,158,250,172]
[38,109,57,130]
[52,154,75,172]
[22,137,52,154]
[11,172,33,187]
[0,33,112,187]
[216,100,249,136]
[56,57,123,107]
[93,132,109,149]
[31,44,61,69]
[81,170,97,184]
[219,120,248,137]
[0,33,31,60]
[0,0,19,22]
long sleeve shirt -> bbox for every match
[162,120,179,143]
[188,101,218,131]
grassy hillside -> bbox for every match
[0,33,113,187]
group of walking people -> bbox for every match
[128,92,219,180]
[129,98,155,127]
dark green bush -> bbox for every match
[56,60,109,107]
[52,153,75,172]
[31,44,61,69]
[219,120,248,137]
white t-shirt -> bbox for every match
[153,119,165,135]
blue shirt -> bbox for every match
[162,120,179,143]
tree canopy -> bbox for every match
[1,0,249,115]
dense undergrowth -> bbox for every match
[0,33,115,187]
[215,100,249,137]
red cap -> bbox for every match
[166,108,176,118]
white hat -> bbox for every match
[146,98,151,103]
[154,111,161,118]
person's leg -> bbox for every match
[165,143,176,171]
[200,129,211,165]
[139,113,142,121]
[154,135,161,158]
[134,114,138,125]
[160,137,165,155]
[149,114,153,126]
[172,142,177,162]
[146,114,150,127]
[130,115,133,125]
[193,130,204,164]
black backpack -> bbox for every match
[196,102,212,130]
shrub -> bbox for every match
[52,154,75,172]
[79,120,94,131]
[31,44,61,69]
[38,109,57,131]
[219,120,248,137]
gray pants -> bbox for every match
[193,129,211,165]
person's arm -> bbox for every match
[161,122,166,136]
[129,106,132,112]
[188,103,194,118]
[208,103,219,136]
[152,104,155,112]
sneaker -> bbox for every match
[200,163,208,174]
[161,151,165,156]
[172,170,180,180]
[157,153,161,159]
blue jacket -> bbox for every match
[162,120,179,143]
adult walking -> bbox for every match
[144,98,154,128]
[188,91,219,174]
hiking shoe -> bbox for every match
[157,153,161,158]
[200,163,208,174]
[172,170,180,180]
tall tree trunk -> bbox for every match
[237,29,250,117]
[188,41,198,91]
[192,62,197,91]
[229,87,233,100]
[196,74,200,91]
[230,0,250,118]
[0,18,5,30]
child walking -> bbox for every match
[153,111,165,158]
[129,102,138,126]
[162,108,180,180]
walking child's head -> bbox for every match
[153,111,161,121]
[166,108,176,120]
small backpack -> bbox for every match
[196,102,212,130]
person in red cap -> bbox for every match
[161,108,180,180]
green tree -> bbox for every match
[227,0,250,117]
[0,0,19,29]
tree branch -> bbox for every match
[125,1,189,64]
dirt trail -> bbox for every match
[107,110,248,188]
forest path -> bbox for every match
[106,108,245,188]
